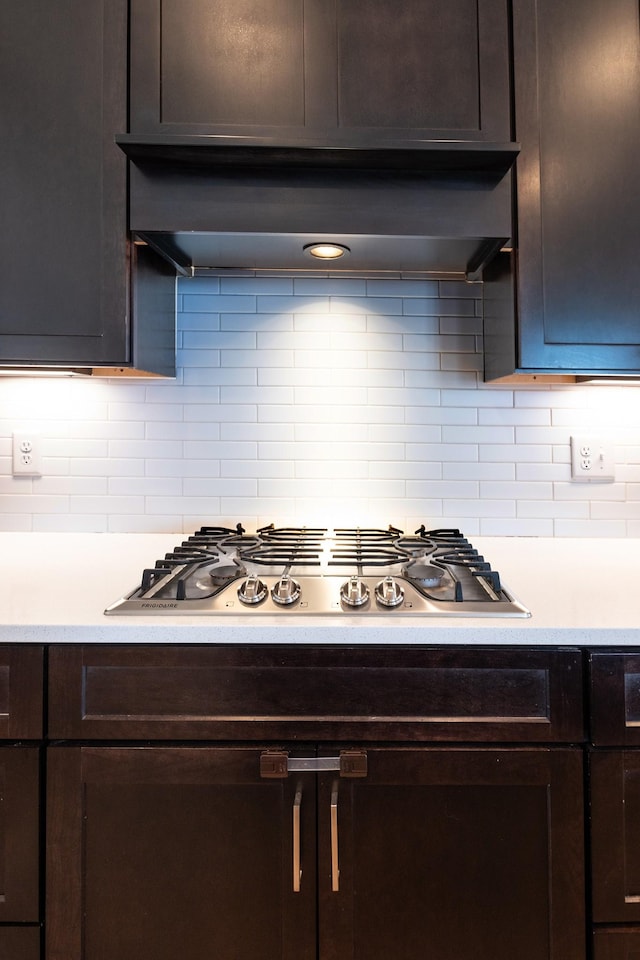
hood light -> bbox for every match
[304,242,350,260]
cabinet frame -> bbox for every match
[128,0,512,145]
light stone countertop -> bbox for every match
[0,533,635,646]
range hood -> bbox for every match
[117,136,519,278]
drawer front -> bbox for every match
[0,927,40,960]
[594,928,640,960]
[48,645,584,742]
[590,652,640,746]
[0,645,43,739]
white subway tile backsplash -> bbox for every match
[444,499,516,518]
[0,274,638,534]
[222,312,294,331]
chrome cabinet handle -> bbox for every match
[293,785,302,892]
[331,781,339,892]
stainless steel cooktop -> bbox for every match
[105,524,530,618]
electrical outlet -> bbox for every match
[570,435,615,482]
[12,433,42,476]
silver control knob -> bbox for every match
[271,575,301,606]
[237,573,268,605]
[375,576,404,608]
[340,576,370,608]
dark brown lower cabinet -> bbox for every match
[46,743,585,960]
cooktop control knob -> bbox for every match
[340,576,370,607]
[375,576,405,608]
[271,575,301,606]
[237,573,268,605]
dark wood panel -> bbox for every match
[505,0,640,375]
[0,645,43,740]
[0,928,40,960]
[594,928,640,960]
[589,652,640,746]
[336,0,482,131]
[590,751,640,922]
[161,0,305,127]
[318,747,585,960]
[0,0,130,365]
[0,747,40,922]
[47,746,316,960]
[48,645,584,742]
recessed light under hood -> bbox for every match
[118,136,519,278]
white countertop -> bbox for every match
[0,533,635,646]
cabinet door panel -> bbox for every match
[591,751,640,922]
[319,748,585,960]
[0,748,40,922]
[0,0,129,365]
[0,928,40,960]
[511,0,640,373]
[335,0,509,138]
[47,746,316,960]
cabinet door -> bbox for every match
[46,746,317,960]
[496,0,640,376]
[591,751,640,923]
[129,0,511,143]
[0,748,40,922]
[319,748,585,960]
[0,0,129,366]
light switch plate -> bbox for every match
[570,435,615,482]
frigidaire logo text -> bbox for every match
[141,602,178,608]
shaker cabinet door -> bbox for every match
[485,0,640,379]
[319,748,585,960]
[591,751,640,923]
[0,0,130,366]
[0,748,40,923]
[46,747,317,960]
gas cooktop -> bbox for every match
[105,524,530,618]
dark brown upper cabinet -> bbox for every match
[484,0,640,380]
[0,0,175,375]
[128,0,512,146]
[119,0,517,277]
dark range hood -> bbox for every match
[117,136,519,278]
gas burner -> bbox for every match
[402,562,446,588]
[105,523,530,618]
[208,563,247,586]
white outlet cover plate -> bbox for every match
[570,434,615,482]
[12,432,42,476]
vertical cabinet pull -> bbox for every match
[293,785,302,892]
[331,781,340,892]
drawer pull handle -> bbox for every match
[293,785,302,892]
[331,781,340,892]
